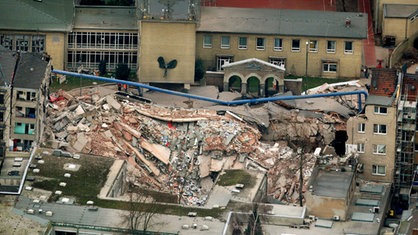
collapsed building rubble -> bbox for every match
[43,86,354,205]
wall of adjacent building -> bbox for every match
[45,32,66,70]
[138,21,196,85]
[196,33,363,79]
[374,0,415,33]
[347,105,397,182]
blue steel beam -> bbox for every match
[52,70,368,112]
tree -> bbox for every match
[115,63,130,81]
[98,60,107,76]
[123,189,160,233]
[194,58,205,82]
[244,203,263,235]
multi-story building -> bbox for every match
[0,0,368,91]
[347,68,398,183]
[0,49,51,152]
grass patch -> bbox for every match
[50,75,108,93]
[29,149,224,218]
[217,169,255,188]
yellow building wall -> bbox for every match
[138,21,196,84]
[45,32,66,70]
[347,105,397,182]
[196,33,362,79]
[375,0,415,33]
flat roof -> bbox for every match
[74,7,137,30]
[365,95,393,106]
[384,4,418,18]
[198,7,368,39]
[312,170,354,198]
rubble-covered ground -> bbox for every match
[43,83,364,205]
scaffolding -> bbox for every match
[395,94,417,195]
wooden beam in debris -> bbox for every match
[140,139,170,165]
[124,140,160,176]
[119,122,141,139]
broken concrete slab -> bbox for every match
[140,139,170,165]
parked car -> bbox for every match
[8,170,19,176]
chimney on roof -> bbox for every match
[345,17,351,27]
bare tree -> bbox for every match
[123,189,160,234]
[244,203,263,235]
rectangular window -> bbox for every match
[344,41,353,54]
[203,35,212,48]
[238,37,247,49]
[309,40,318,52]
[372,165,386,176]
[269,57,285,67]
[373,124,387,134]
[216,56,233,71]
[274,38,283,51]
[291,39,300,52]
[358,123,365,133]
[323,63,337,72]
[256,37,265,50]
[327,40,336,53]
[221,36,230,49]
[373,144,386,155]
[357,143,365,153]
[374,106,388,114]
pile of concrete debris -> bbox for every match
[43,88,340,205]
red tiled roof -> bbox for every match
[369,68,397,97]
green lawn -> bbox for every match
[217,169,255,188]
[50,75,109,93]
[29,149,224,218]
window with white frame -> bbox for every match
[323,62,337,72]
[357,143,365,153]
[269,57,286,68]
[327,40,336,53]
[256,37,265,50]
[373,144,386,155]
[358,123,365,133]
[274,38,283,51]
[221,36,230,49]
[373,124,387,134]
[372,165,386,176]
[344,41,353,54]
[216,55,233,71]
[291,39,300,52]
[374,106,388,114]
[203,35,212,48]
[309,40,318,52]
[238,37,247,49]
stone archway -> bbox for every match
[246,76,260,97]
[228,75,242,92]
[265,77,278,97]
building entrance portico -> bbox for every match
[222,58,285,97]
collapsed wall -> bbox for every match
[43,87,346,205]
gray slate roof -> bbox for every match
[13,53,48,90]
[197,7,368,39]
[384,4,418,18]
[0,0,74,32]
[73,6,137,30]
[0,47,17,88]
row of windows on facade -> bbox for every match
[203,35,354,54]
[216,55,337,73]
[0,34,45,52]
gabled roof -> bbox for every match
[222,58,285,71]
[73,6,137,30]
[383,4,418,19]
[0,48,17,88]
[198,7,368,39]
[0,0,74,32]
[13,53,49,90]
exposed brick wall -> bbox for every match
[369,68,397,97]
